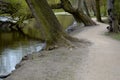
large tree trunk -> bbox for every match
[91,0,96,16]
[25,0,65,45]
[103,1,107,16]
[83,0,90,17]
[76,0,94,26]
[51,0,96,26]
[72,10,95,26]
[61,0,96,26]
[107,0,119,33]
[95,0,102,22]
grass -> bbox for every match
[105,32,120,41]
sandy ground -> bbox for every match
[5,21,120,80]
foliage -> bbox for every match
[3,0,30,17]
[0,0,33,32]
[100,0,107,16]
[114,0,120,24]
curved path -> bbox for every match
[74,22,120,80]
[5,22,120,80]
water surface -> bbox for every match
[0,32,45,77]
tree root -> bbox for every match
[61,35,75,48]
[45,35,77,50]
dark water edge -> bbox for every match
[0,32,46,79]
[0,42,46,79]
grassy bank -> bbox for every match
[106,32,120,41]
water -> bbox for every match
[0,41,45,76]
[0,32,45,78]
[0,16,17,23]
[0,14,75,79]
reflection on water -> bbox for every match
[0,43,44,75]
[0,32,45,77]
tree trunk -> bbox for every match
[83,0,90,17]
[61,0,96,26]
[52,0,96,26]
[103,1,107,16]
[76,0,94,25]
[107,0,119,33]
[72,10,95,26]
[95,0,102,22]
[25,0,65,45]
[78,0,82,11]
[91,0,96,16]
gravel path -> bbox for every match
[73,22,120,80]
[5,22,120,80]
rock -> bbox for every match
[15,63,21,69]
[22,55,29,61]
[0,73,10,79]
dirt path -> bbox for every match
[73,22,120,80]
[5,22,120,80]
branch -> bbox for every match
[50,3,62,9]
[50,0,76,14]
[60,0,76,13]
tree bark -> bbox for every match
[95,0,102,22]
[51,0,96,26]
[107,0,119,32]
[83,0,90,17]
[25,0,64,45]
[62,0,96,26]
[91,0,96,16]
[103,1,107,16]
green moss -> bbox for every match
[22,19,43,40]
[3,0,30,17]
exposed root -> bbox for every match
[60,35,75,48]
[45,34,91,51]
[45,45,59,51]
[45,35,77,50]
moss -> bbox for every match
[22,19,43,40]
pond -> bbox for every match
[0,14,75,79]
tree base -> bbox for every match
[45,35,88,51]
